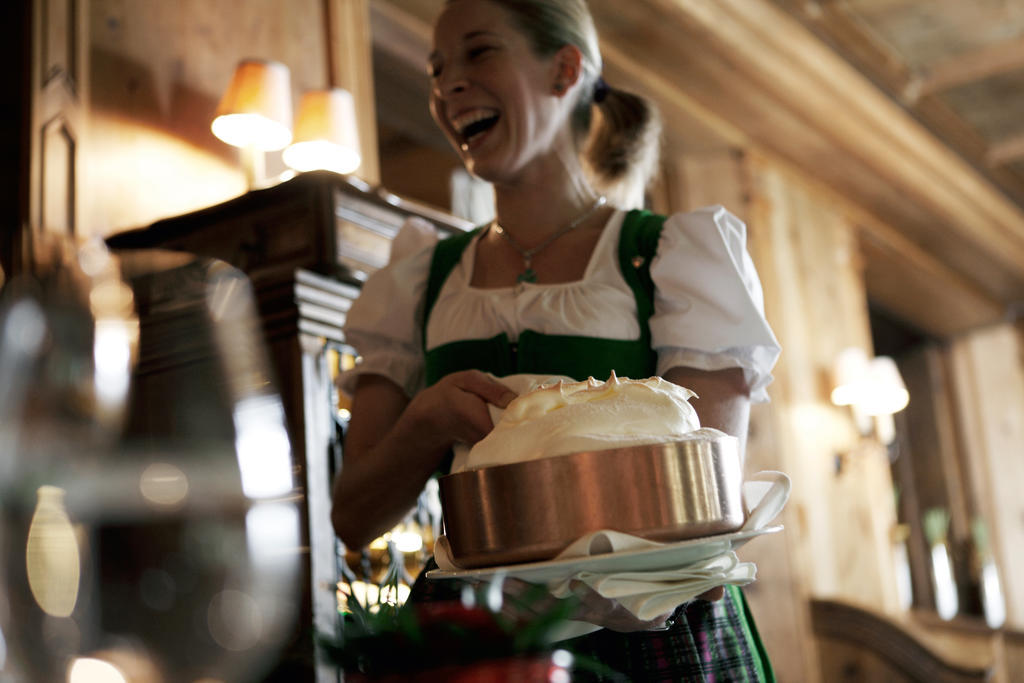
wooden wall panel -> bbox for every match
[746,154,902,617]
[857,225,1004,338]
[672,149,749,222]
[948,325,1024,627]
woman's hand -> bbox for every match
[332,370,516,549]
[404,370,518,450]
[495,578,682,634]
[568,581,673,632]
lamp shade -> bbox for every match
[211,59,293,151]
[283,88,361,174]
[830,346,870,406]
[830,347,909,416]
[862,356,909,416]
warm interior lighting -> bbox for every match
[861,356,909,416]
[830,347,909,416]
[392,529,424,554]
[211,59,293,188]
[283,88,361,175]
[212,60,292,150]
[831,348,909,444]
[830,347,869,407]
[337,580,411,613]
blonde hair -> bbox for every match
[449,0,662,206]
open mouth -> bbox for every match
[452,110,500,146]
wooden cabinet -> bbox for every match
[107,170,470,678]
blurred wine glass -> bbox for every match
[0,236,300,682]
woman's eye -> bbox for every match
[467,45,493,60]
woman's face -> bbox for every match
[428,0,571,185]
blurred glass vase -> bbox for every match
[0,239,300,683]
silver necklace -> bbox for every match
[491,196,607,283]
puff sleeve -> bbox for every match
[336,217,440,398]
[649,206,781,402]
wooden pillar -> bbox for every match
[325,0,380,185]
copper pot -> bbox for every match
[439,437,744,568]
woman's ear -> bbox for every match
[550,44,583,96]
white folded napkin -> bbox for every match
[433,530,756,629]
[546,530,756,622]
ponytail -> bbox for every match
[583,83,662,207]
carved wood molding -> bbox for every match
[811,599,992,682]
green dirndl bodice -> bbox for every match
[410,210,775,682]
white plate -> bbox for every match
[426,525,783,583]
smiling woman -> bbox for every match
[426,0,659,209]
[332,0,780,680]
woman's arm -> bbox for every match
[331,370,516,549]
[664,365,751,461]
[661,365,752,604]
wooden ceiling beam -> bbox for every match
[771,0,1024,205]
[787,0,916,100]
[648,0,1024,287]
[910,36,1024,100]
[987,133,1024,168]
[857,215,1006,338]
[598,42,745,155]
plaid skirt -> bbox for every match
[410,559,775,682]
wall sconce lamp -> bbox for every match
[283,88,362,175]
[211,59,293,189]
[830,347,909,444]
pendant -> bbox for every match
[517,268,537,284]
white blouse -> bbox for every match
[339,206,781,402]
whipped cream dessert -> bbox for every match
[456,372,725,472]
